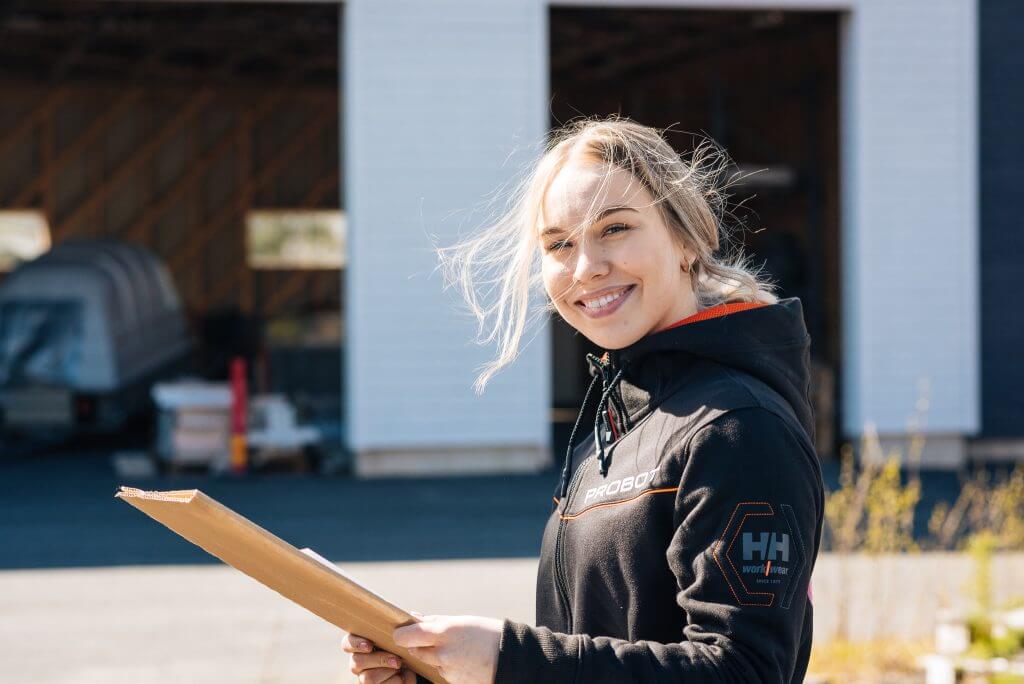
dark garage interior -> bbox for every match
[548,7,842,460]
[0,1,344,460]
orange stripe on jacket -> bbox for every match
[658,301,769,332]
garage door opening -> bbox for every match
[548,7,842,460]
[0,1,344,457]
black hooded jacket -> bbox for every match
[493,297,824,683]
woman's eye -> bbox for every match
[603,223,631,236]
[547,240,571,252]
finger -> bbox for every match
[352,651,402,672]
[359,667,404,684]
[393,621,445,648]
[341,632,375,654]
[401,669,417,684]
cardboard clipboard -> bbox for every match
[115,486,445,683]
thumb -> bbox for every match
[393,620,446,648]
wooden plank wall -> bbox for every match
[0,81,341,319]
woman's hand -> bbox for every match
[392,615,503,684]
[341,631,416,684]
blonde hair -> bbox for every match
[437,115,778,393]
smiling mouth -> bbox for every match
[575,285,635,313]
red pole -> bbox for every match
[230,357,248,475]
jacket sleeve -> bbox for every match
[494,407,823,683]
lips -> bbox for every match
[575,284,635,318]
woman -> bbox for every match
[343,117,824,683]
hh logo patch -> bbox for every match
[713,501,806,608]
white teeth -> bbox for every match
[582,287,629,310]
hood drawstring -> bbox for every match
[605,374,632,433]
[558,372,600,500]
[558,354,628,501]
[594,366,625,476]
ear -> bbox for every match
[680,247,696,273]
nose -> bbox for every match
[572,238,609,283]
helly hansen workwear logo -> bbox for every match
[742,532,789,562]
[713,502,806,608]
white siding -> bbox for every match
[839,0,978,437]
[343,0,550,454]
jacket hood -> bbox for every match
[605,296,814,441]
[559,297,814,492]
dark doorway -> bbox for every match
[548,7,842,460]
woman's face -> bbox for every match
[539,160,697,350]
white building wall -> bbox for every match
[839,0,979,450]
[343,0,551,471]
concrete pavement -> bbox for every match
[0,559,538,684]
[0,445,550,683]
[0,439,1000,682]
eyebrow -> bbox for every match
[540,205,639,238]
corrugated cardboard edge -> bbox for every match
[115,485,446,683]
